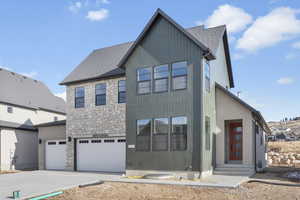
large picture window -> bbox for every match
[153,118,169,151]
[136,119,151,151]
[172,61,187,90]
[205,61,210,92]
[118,80,126,103]
[75,87,85,108]
[171,116,187,151]
[154,65,168,92]
[137,67,151,94]
[95,83,106,106]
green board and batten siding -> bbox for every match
[125,16,205,171]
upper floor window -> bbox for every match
[153,118,169,151]
[95,83,106,106]
[7,106,13,113]
[136,119,151,151]
[172,61,187,90]
[118,80,126,103]
[137,67,151,94]
[75,87,84,108]
[205,61,210,92]
[171,116,187,151]
[205,116,211,150]
[154,65,168,92]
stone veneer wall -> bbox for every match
[65,76,126,170]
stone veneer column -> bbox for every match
[66,140,74,170]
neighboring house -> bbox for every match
[44,9,269,177]
[0,68,66,171]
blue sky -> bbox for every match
[0,0,299,121]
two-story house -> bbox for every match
[52,9,269,177]
[0,68,66,170]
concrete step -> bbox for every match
[214,167,253,172]
[213,170,254,176]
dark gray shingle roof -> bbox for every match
[61,20,230,86]
[61,42,133,85]
[187,25,226,55]
[0,68,66,114]
[0,120,37,131]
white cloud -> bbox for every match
[86,8,109,21]
[20,71,38,78]
[202,4,253,33]
[277,77,294,85]
[237,7,300,52]
[69,1,82,13]
[55,91,66,101]
[292,41,300,49]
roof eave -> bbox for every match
[223,30,234,88]
[216,83,270,133]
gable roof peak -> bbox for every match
[117,8,215,68]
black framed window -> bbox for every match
[205,116,211,150]
[137,67,151,94]
[7,106,13,113]
[172,61,187,90]
[75,87,84,108]
[136,119,151,151]
[171,116,187,151]
[118,80,126,103]
[95,83,106,106]
[205,61,210,92]
[153,118,169,151]
[154,65,168,92]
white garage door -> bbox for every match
[46,140,66,170]
[77,137,126,172]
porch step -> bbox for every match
[214,165,255,176]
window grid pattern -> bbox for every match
[75,87,85,108]
[137,67,151,94]
[136,116,188,152]
[95,83,106,106]
[153,65,169,92]
[118,80,126,103]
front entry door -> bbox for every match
[229,122,243,161]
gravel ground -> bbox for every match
[49,173,300,200]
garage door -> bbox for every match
[77,137,126,172]
[45,140,66,170]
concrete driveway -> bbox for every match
[0,170,122,200]
[0,170,249,199]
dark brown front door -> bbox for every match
[229,122,243,161]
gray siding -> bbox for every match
[125,16,204,171]
[201,39,230,173]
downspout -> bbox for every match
[253,120,257,173]
[199,56,204,176]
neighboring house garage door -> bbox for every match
[46,140,66,170]
[76,137,126,172]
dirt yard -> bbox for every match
[268,141,300,153]
[49,173,300,200]
[0,170,18,174]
